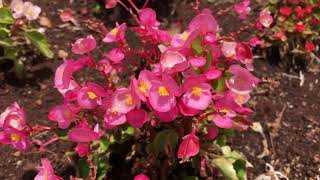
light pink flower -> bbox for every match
[74,143,90,157]
[126,109,148,128]
[98,58,113,75]
[103,23,127,43]
[22,2,41,21]
[212,115,233,128]
[188,9,219,34]
[77,82,107,109]
[134,173,150,180]
[72,35,96,55]
[48,104,77,129]
[35,159,62,180]
[235,43,253,64]
[10,0,24,19]
[0,102,26,130]
[177,129,200,161]
[106,48,124,63]
[110,87,140,114]
[226,65,260,94]
[139,8,160,28]
[234,0,251,20]
[131,70,159,102]
[160,50,189,73]
[104,110,126,126]
[259,9,273,28]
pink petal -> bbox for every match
[68,128,100,142]
[126,109,148,128]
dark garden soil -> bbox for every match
[0,0,319,179]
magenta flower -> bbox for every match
[235,43,253,64]
[74,143,90,157]
[98,58,113,75]
[229,91,250,105]
[110,87,140,114]
[48,104,77,129]
[134,173,150,180]
[178,100,200,116]
[0,102,26,130]
[180,75,212,112]
[189,57,206,67]
[149,74,180,112]
[131,70,159,101]
[35,159,62,180]
[177,129,200,161]
[160,50,189,74]
[22,2,41,21]
[206,68,222,80]
[77,82,107,109]
[153,106,178,123]
[103,23,127,43]
[126,109,148,128]
[0,128,30,151]
[104,109,126,126]
[106,48,124,63]
[188,9,219,35]
[139,8,160,28]
[259,9,273,28]
[212,115,233,129]
[234,0,251,20]
[72,35,96,55]
[226,65,260,94]
[170,31,192,48]
[68,127,100,143]
[10,0,24,19]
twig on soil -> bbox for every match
[282,72,305,87]
[255,163,289,180]
[251,122,270,159]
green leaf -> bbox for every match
[191,37,203,55]
[0,38,15,47]
[212,158,238,180]
[4,48,17,60]
[77,157,90,178]
[24,30,54,58]
[212,77,225,93]
[0,27,10,38]
[183,176,199,180]
[98,137,110,154]
[14,59,24,79]
[152,129,179,155]
[0,8,15,24]
[204,49,212,71]
[125,126,135,135]
[234,159,246,180]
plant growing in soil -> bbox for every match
[0,0,272,179]
[0,0,53,78]
[258,0,320,70]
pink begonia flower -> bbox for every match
[0,102,26,130]
[207,127,219,140]
[160,50,189,73]
[234,0,251,20]
[274,31,287,42]
[57,80,79,98]
[74,143,90,157]
[106,48,124,63]
[60,9,74,22]
[181,75,212,111]
[178,100,200,116]
[131,70,159,102]
[206,68,222,80]
[22,2,41,21]
[48,104,77,129]
[98,58,113,75]
[54,59,85,89]
[126,109,148,128]
[134,173,150,180]
[221,41,237,58]
[68,127,100,143]
[188,9,219,35]
[139,8,160,28]
[35,159,63,180]
[77,82,107,109]
[249,37,264,47]
[153,106,178,123]
[149,74,180,112]
[170,31,193,48]
[229,91,250,105]
[235,43,253,64]
[10,0,25,19]
[104,110,126,126]
[177,129,200,161]
[72,35,96,55]
[105,0,117,9]
[226,65,260,94]
[212,115,233,129]
[110,87,140,114]
[259,9,273,28]
[0,128,30,151]
[103,23,127,43]
[189,57,206,67]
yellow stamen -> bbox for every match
[191,87,202,96]
[219,108,229,114]
[15,4,22,11]
[158,86,169,96]
[125,94,133,106]
[138,80,149,94]
[26,8,33,15]
[110,27,118,36]
[10,133,21,143]
[87,91,97,99]
[236,94,244,103]
[181,32,189,41]
[65,110,72,119]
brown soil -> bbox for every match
[0,0,319,179]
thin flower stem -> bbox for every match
[128,0,140,13]
[142,0,149,9]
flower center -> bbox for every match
[110,27,118,36]
[125,94,133,106]
[10,133,21,143]
[236,94,244,103]
[87,91,97,99]
[26,8,33,15]
[181,32,189,41]
[15,4,22,11]
[64,110,72,119]
[158,86,169,96]
[219,108,229,115]
[138,80,149,94]
[191,87,202,96]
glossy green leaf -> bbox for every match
[98,137,110,154]
[234,159,246,180]
[212,77,225,93]
[204,49,212,71]
[24,30,54,58]
[77,157,90,178]
[0,8,14,24]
